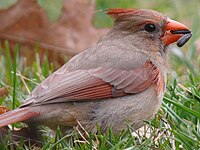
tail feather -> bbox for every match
[0,108,39,128]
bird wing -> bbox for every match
[21,60,161,107]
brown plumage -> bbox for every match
[0,8,191,135]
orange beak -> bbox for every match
[161,18,191,46]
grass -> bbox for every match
[0,0,200,149]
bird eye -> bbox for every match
[144,24,156,32]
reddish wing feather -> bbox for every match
[21,61,160,106]
[153,68,164,94]
[90,61,157,95]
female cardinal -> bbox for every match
[0,8,191,134]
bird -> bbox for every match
[0,8,191,135]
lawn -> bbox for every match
[0,0,200,149]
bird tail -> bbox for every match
[0,108,39,128]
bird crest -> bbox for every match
[106,8,138,18]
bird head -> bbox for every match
[106,8,191,52]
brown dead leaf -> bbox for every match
[0,106,9,115]
[0,0,108,67]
